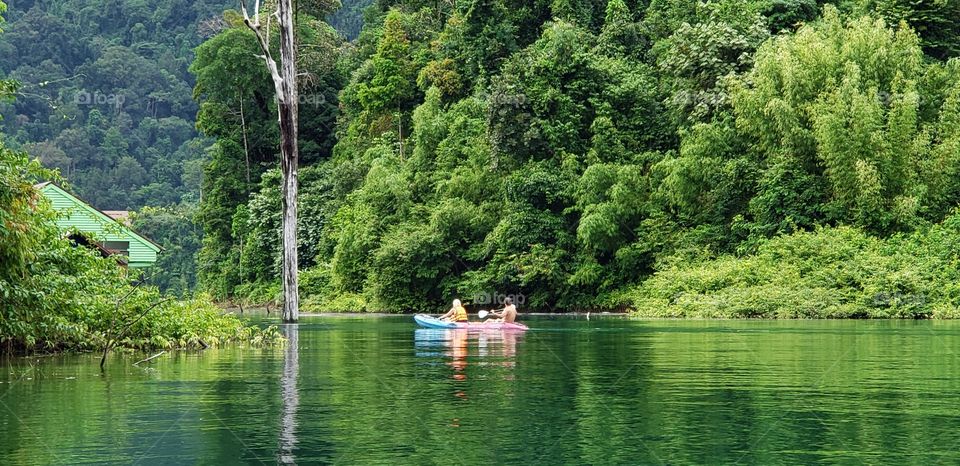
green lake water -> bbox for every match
[3,316,960,464]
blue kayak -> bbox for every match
[413,314,458,329]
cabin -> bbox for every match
[35,182,161,268]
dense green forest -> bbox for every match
[0,74,279,354]
[0,0,368,294]
[0,0,236,209]
[5,0,960,315]
[0,0,238,295]
[0,0,373,212]
[330,0,374,39]
[0,5,282,353]
[186,0,960,315]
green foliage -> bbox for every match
[630,215,960,318]
[861,0,960,59]
[131,204,202,296]
[733,7,960,235]
[0,0,366,212]
[329,0,373,40]
[366,221,450,310]
[0,143,279,354]
[656,0,770,124]
[234,280,282,308]
[598,0,646,56]
[0,2,359,298]
[763,0,821,33]
[576,163,648,254]
[192,10,347,296]
[197,141,246,299]
[0,0,234,210]
[355,11,418,114]
[0,144,54,283]
[192,0,960,317]
[489,20,672,164]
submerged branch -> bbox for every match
[133,351,166,366]
[100,297,174,371]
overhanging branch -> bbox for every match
[240,1,286,102]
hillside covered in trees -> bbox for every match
[189,0,960,315]
[0,0,369,294]
[6,0,960,315]
[0,0,371,208]
[0,0,235,209]
[0,0,280,353]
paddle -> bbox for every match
[478,310,489,319]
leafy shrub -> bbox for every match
[630,218,960,319]
[0,146,281,354]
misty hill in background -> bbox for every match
[0,0,368,210]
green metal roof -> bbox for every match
[36,182,161,267]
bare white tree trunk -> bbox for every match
[241,0,299,322]
[278,324,299,463]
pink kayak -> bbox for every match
[414,314,529,331]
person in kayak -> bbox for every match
[440,299,469,322]
[485,297,517,323]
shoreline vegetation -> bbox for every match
[629,216,960,319]
[219,213,960,319]
[0,150,283,357]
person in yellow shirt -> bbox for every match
[439,299,469,322]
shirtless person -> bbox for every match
[485,297,517,323]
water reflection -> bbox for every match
[9,318,960,464]
[278,324,299,464]
[414,328,526,428]
[478,330,521,366]
[414,328,525,374]
[450,329,468,383]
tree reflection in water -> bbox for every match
[278,324,299,464]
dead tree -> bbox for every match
[240,0,299,322]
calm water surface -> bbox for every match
[3,316,960,464]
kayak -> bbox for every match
[414,314,458,329]
[413,314,529,331]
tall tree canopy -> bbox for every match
[188,0,960,311]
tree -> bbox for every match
[656,0,770,124]
[132,205,202,296]
[241,0,301,322]
[863,0,960,60]
[732,6,960,234]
